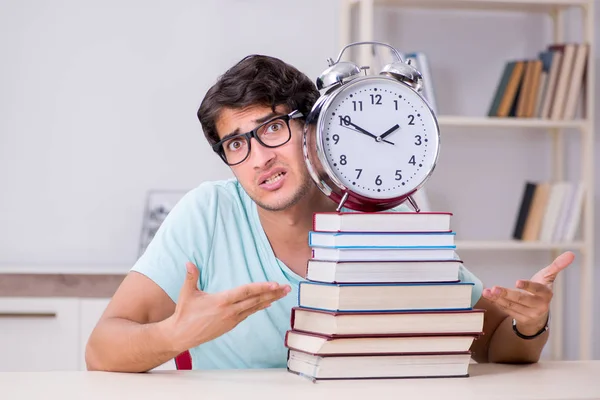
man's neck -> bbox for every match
[257,187,337,248]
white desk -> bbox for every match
[1,361,599,399]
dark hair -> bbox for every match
[197,54,320,146]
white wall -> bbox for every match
[0,0,340,266]
[371,5,599,360]
[0,1,597,360]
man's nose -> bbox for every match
[249,138,276,168]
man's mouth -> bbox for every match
[262,171,286,185]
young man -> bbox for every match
[85,55,574,372]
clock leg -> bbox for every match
[407,195,421,213]
[336,192,350,212]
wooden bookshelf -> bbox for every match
[371,0,589,13]
[340,0,595,361]
[437,116,587,130]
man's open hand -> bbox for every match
[481,251,575,336]
[166,262,291,352]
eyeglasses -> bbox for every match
[212,110,304,166]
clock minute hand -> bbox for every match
[344,121,395,145]
[377,124,400,141]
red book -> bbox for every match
[291,307,485,337]
[312,212,453,233]
[287,349,472,380]
[284,330,481,356]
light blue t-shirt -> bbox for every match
[131,178,483,370]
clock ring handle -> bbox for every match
[331,41,404,65]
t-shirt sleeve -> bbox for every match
[457,260,483,307]
[131,185,215,304]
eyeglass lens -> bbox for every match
[221,118,291,165]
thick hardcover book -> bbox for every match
[306,259,463,284]
[308,231,456,248]
[312,212,452,233]
[290,307,485,337]
[298,281,474,312]
[284,330,481,356]
[286,349,471,380]
[311,246,457,262]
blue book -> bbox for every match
[298,281,474,313]
[311,246,457,262]
[309,231,456,249]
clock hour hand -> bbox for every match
[377,124,400,141]
[342,121,395,145]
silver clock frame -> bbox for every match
[302,45,441,213]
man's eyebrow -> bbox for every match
[254,112,278,124]
[220,112,279,141]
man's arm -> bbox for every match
[469,297,548,363]
[85,263,290,372]
[469,251,573,363]
[85,272,179,372]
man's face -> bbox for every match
[215,104,313,211]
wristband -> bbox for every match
[512,313,549,340]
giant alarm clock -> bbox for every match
[303,41,440,212]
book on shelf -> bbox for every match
[287,350,472,380]
[373,47,438,114]
[488,42,588,120]
[512,180,585,242]
[298,281,474,312]
[290,307,485,337]
[313,211,452,233]
[306,259,464,284]
[285,330,479,356]
[308,231,456,248]
[405,52,438,114]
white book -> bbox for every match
[550,43,576,120]
[562,43,588,120]
[540,50,562,119]
[563,182,586,241]
[551,182,574,242]
[539,182,569,242]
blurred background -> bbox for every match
[0,0,598,370]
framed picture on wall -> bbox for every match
[138,190,188,257]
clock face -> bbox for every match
[319,76,439,200]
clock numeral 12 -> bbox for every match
[370,94,382,105]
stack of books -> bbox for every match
[285,211,485,381]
